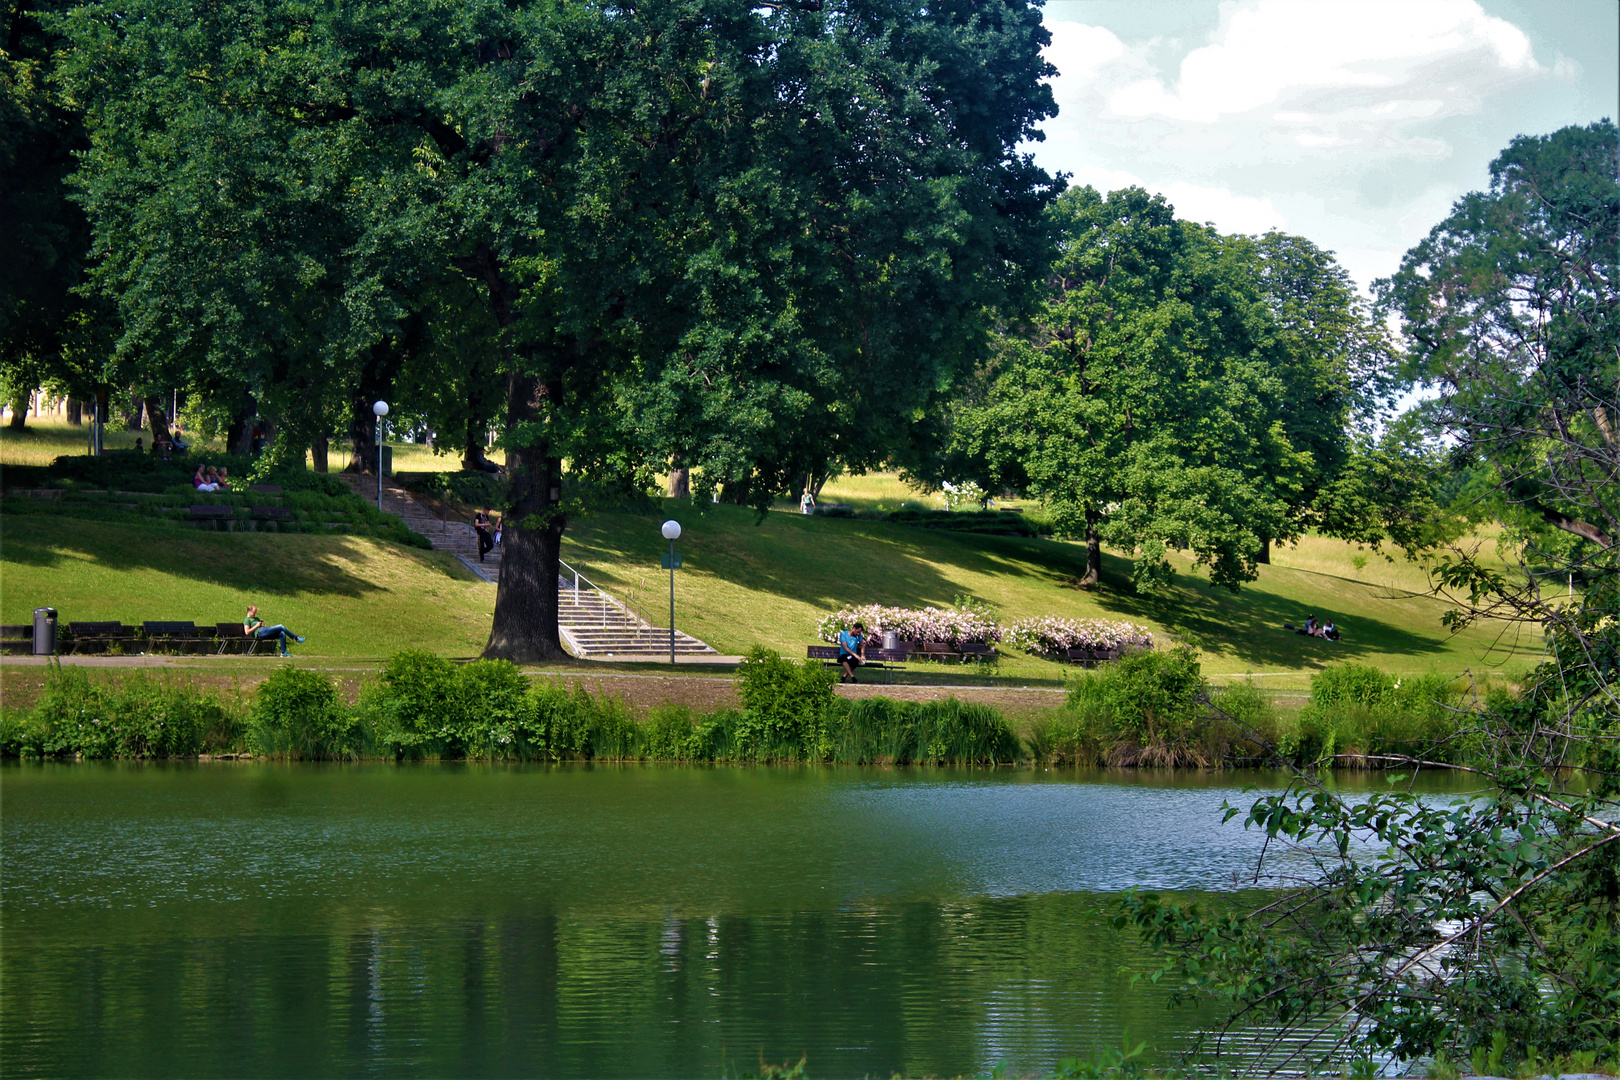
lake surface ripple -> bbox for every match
[1,763,1474,1078]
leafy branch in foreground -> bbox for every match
[1114,121,1620,1077]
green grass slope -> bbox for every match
[0,517,494,657]
[563,503,1544,680]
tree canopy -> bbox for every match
[938,185,1395,592]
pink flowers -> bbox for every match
[1003,617,1153,658]
[817,604,1002,646]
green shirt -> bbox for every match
[244,615,263,634]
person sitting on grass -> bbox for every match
[244,604,304,657]
[837,621,867,684]
[193,465,219,491]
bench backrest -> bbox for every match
[806,645,841,660]
[68,622,130,635]
[870,648,909,662]
[921,641,956,653]
[959,643,995,654]
[144,621,198,634]
[0,624,33,638]
[189,505,234,516]
[216,622,250,637]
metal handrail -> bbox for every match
[557,558,659,630]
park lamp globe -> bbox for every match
[371,401,389,508]
[661,520,681,540]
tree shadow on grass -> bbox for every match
[562,508,1514,670]
[0,516,431,601]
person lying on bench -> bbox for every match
[244,604,305,657]
[837,621,867,684]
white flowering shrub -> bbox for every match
[816,604,1002,645]
[940,480,987,512]
[1003,617,1153,658]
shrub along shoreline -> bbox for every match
[1,646,1507,769]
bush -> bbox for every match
[816,603,1002,647]
[1295,663,1469,765]
[2,664,242,758]
[1048,647,1210,766]
[1004,617,1154,658]
[734,646,837,759]
[250,666,356,759]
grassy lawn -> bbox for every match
[0,517,495,658]
[2,436,1542,685]
[563,501,1543,683]
[0,414,481,473]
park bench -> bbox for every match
[141,621,215,654]
[188,504,234,519]
[1064,646,1121,667]
[959,642,998,662]
[918,641,960,661]
[65,621,136,655]
[0,624,33,655]
[807,644,906,684]
[250,506,292,520]
[214,622,266,655]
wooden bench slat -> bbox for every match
[188,505,235,518]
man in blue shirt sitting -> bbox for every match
[836,621,867,684]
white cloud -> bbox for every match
[1106,0,1543,137]
[1067,166,1288,237]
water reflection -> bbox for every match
[2,763,1478,1078]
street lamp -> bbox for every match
[372,400,389,508]
[661,519,682,665]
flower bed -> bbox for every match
[1003,617,1153,659]
[816,604,1002,647]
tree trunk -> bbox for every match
[66,398,81,425]
[463,416,490,472]
[483,371,567,662]
[1258,536,1271,565]
[225,395,256,456]
[311,433,329,473]
[1078,508,1102,589]
[127,389,146,429]
[668,463,690,499]
[143,396,173,451]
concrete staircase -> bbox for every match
[336,471,717,659]
[556,583,717,658]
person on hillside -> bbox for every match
[244,605,304,657]
[474,510,494,562]
[1321,619,1340,642]
[170,424,189,452]
[800,489,815,515]
[492,515,502,549]
[837,621,867,683]
[193,465,219,491]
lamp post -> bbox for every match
[372,400,389,508]
[661,519,681,665]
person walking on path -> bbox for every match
[244,605,304,657]
[474,510,494,562]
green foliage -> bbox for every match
[941,186,1396,593]
[734,647,838,759]
[249,666,356,759]
[883,508,1040,537]
[1,663,241,757]
[1295,663,1470,765]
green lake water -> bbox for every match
[0,763,1477,1078]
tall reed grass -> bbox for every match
[0,652,1484,769]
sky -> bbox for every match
[1027,0,1619,295]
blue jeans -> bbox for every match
[254,625,294,652]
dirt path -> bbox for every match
[1,658,1067,717]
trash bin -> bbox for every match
[882,630,901,652]
[32,607,57,656]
